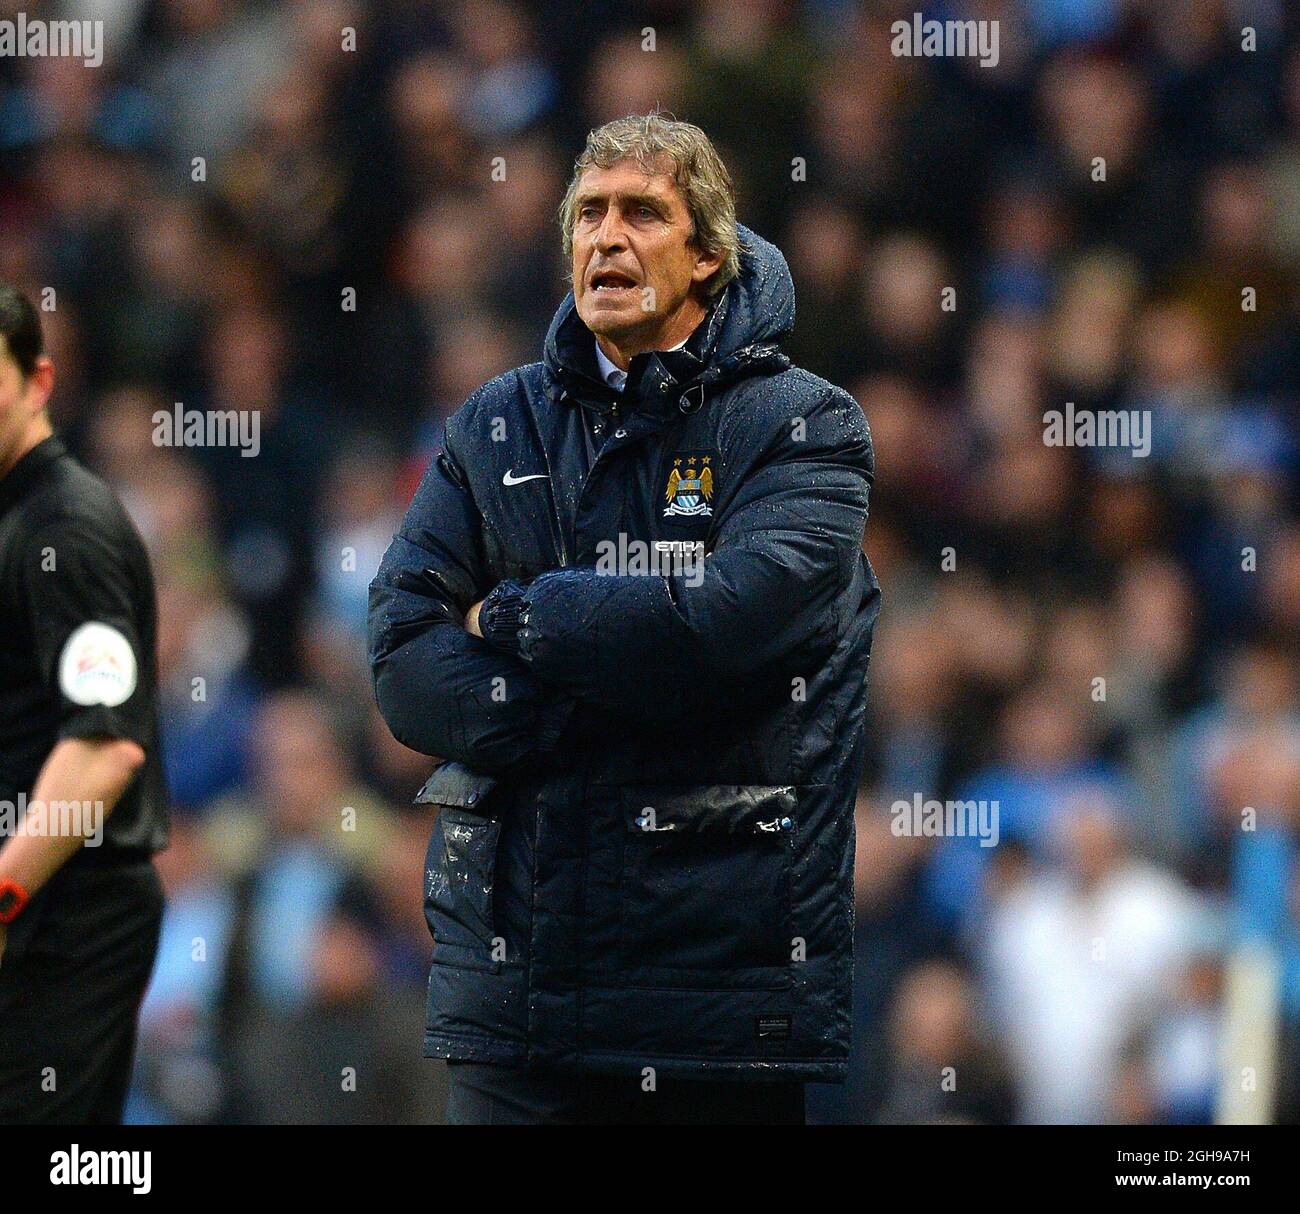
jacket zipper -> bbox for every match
[550,382,619,567]
[544,389,572,568]
[562,391,623,567]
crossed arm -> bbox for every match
[368,387,873,765]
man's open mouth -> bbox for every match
[591,271,638,292]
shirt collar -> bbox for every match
[0,434,67,519]
[594,334,689,393]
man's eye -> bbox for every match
[579,206,601,221]
[636,206,657,219]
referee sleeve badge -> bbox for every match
[57,622,138,708]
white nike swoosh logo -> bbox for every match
[502,470,550,486]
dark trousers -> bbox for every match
[0,857,163,1124]
[446,1060,806,1125]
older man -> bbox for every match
[369,112,880,1125]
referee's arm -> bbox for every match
[0,737,144,960]
[0,517,151,966]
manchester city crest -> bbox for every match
[663,452,715,518]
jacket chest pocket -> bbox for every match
[617,785,796,986]
[417,763,504,974]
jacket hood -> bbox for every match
[542,222,794,413]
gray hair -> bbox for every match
[558,111,740,298]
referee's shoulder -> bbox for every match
[17,450,138,550]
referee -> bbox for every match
[0,285,167,1124]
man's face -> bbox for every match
[570,159,722,359]
[0,338,50,473]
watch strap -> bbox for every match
[0,878,31,924]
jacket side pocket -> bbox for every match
[618,784,796,987]
[418,762,503,974]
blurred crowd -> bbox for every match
[1,0,1298,1124]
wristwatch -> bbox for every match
[0,878,30,924]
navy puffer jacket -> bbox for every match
[369,225,880,1080]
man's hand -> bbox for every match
[472,581,529,653]
[466,600,485,637]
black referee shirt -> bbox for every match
[0,436,167,860]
